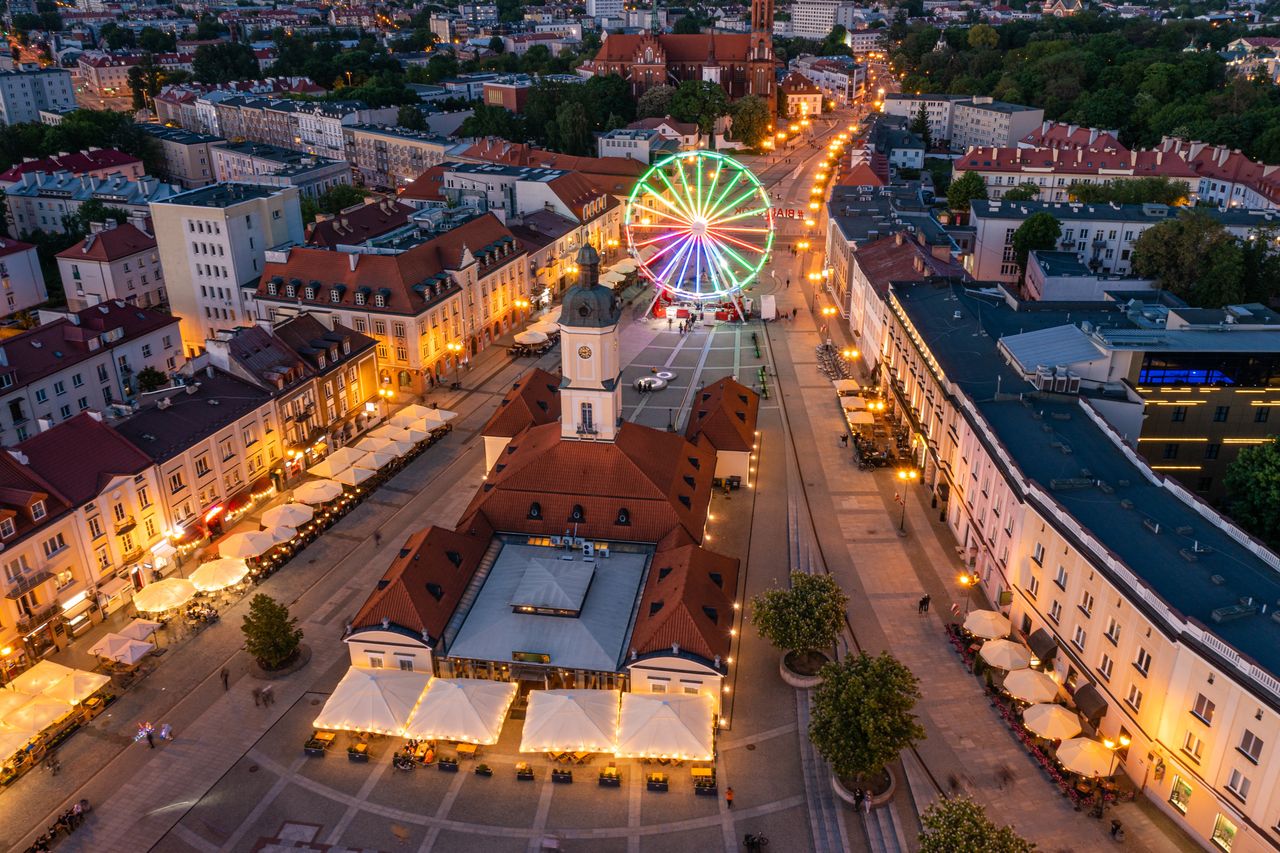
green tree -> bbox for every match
[946,170,988,214]
[98,22,135,50]
[730,95,771,148]
[127,55,164,112]
[674,15,702,34]
[670,80,730,138]
[967,23,999,50]
[821,24,851,56]
[135,366,168,393]
[1011,212,1061,274]
[192,43,261,84]
[241,594,303,670]
[750,572,847,656]
[809,652,926,782]
[1067,177,1191,205]
[489,35,505,54]
[554,101,592,156]
[1224,437,1280,546]
[1001,182,1041,202]
[459,103,524,141]
[637,85,677,119]
[397,105,427,131]
[71,199,129,233]
[909,103,932,149]
[1131,210,1246,306]
[138,27,177,53]
[919,798,1036,853]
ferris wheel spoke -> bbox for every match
[701,165,723,220]
[707,186,768,225]
[701,237,746,291]
[704,226,771,234]
[699,236,731,295]
[654,234,697,289]
[704,169,747,225]
[706,229,771,255]
[655,166,698,224]
[709,204,771,227]
[634,229,690,248]
[642,233,694,267]
[631,192,690,224]
[710,239,758,279]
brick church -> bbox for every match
[590,0,776,105]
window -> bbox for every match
[1048,599,1062,623]
[1226,769,1251,801]
[1255,406,1270,423]
[138,486,150,508]
[1183,730,1204,761]
[72,373,83,388]
[1162,443,1179,460]
[195,456,211,477]
[34,388,47,403]
[366,655,383,668]
[1239,730,1263,763]
[1134,647,1152,675]
[580,402,594,432]
[1212,815,1237,851]
[1054,565,1067,590]
[1098,653,1113,681]
[31,500,45,521]
[398,659,414,671]
[0,517,13,538]
[1078,591,1093,616]
[1193,693,1216,725]
[58,405,70,419]
[1168,776,1191,813]
[1213,406,1230,422]
[1071,625,1086,651]
[53,380,65,396]
[1027,575,1039,599]
[1125,683,1143,711]
[1032,542,1044,565]
[649,681,667,694]
[88,516,104,539]
[41,532,66,557]
[1204,443,1220,460]
[1171,405,1187,422]
[168,470,186,493]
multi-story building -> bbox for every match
[882,278,1280,853]
[1156,138,1280,210]
[452,139,647,199]
[76,53,139,98]
[137,124,224,189]
[0,148,143,189]
[56,220,165,310]
[210,141,350,198]
[882,93,962,144]
[965,200,1277,282]
[0,238,48,317]
[344,125,453,189]
[151,183,305,354]
[5,172,182,236]
[953,146,1201,203]
[0,66,75,126]
[294,101,398,162]
[596,128,674,164]
[949,98,1045,152]
[780,71,824,117]
[585,0,623,20]
[152,78,326,131]
[786,0,859,38]
[846,28,885,54]
[306,200,415,250]
[789,55,865,106]
[254,213,529,394]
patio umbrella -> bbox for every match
[117,618,161,642]
[308,447,369,479]
[313,667,433,735]
[612,260,637,274]
[964,610,1012,640]
[833,379,860,394]
[841,397,867,411]
[335,466,375,486]
[420,409,457,424]
[1003,669,1059,705]
[4,696,68,734]
[7,661,75,695]
[403,677,517,745]
[598,271,626,285]
[41,671,110,706]
[0,728,31,760]
[219,531,280,559]
[373,424,428,444]
[189,557,250,592]
[514,330,548,345]
[261,503,314,529]
[1022,703,1081,741]
[390,403,437,422]
[980,639,1031,671]
[90,633,154,666]
[520,689,620,754]
[0,689,35,719]
[615,693,715,761]
[132,578,197,612]
[359,450,396,469]
[528,320,559,335]
[294,479,343,505]
[1057,737,1118,777]
[540,304,563,323]
[266,525,297,545]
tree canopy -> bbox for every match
[730,96,771,148]
[460,77,635,155]
[919,798,1036,853]
[750,572,848,654]
[192,43,261,84]
[241,594,304,671]
[0,110,161,175]
[947,171,988,213]
[637,85,677,119]
[1131,210,1279,307]
[1001,182,1041,202]
[809,652,926,781]
[1224,437,1280,547]
[1011,212,1062,271]
[1067,177,1191,205]
[670,80,731,137]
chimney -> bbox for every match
[348,253,359,271]
[87,410,104,422]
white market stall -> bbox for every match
[615,693,715,761]
[7,661,76,696]
[402,678,517,745]
[294,479,344,505]
[519,689,620,754]
[313,667,433,736]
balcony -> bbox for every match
[5,570,53,600]
[121,545,144,565]
[16,603,58,633]
[114,514,136,535]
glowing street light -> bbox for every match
[446,340,463,388]
[896,469,918,531]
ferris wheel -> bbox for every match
[623,150,774,304]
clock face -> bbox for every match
[578,345,593,359]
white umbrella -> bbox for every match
[266,525,298,544]
[313,667,433,735]
[356,436,412,458]
[373,424,428,444]
[41,671,110,706]
[309,447,369,479]
[964,610,1012,640]
[0,690,34,719]
[1004,669,1059,704]
[1022,704,1081,741]
[359,450,397,469]
[541,304,563,323]
[598,271,626,285]
[117,618,161,642]
[132,578,197,612]
[528,320,560,335]
[612,259,637,273]
[4,696,69,734]
[219,530,280,559]
[7,661,76,695]
[833,379,860,394]
[189,558,250,592]
[514,330,548,345]
[403,677,517,744]
[294,479,343,505]
[0,728,32,760]
[520,689,620,754]
[421,409,457,424]
[1057,737,1118,777]
[335,467,375,486]
[616,693,714,761]
[261,503,314,528]
[390,403,437,422]
[980,639,1031,671]
[90,633,155,666]
[846,411,874,425]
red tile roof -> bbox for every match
[845,162,885,187]
[0,451,69,547]
[630,543,738,663]
[16,413,153,506]
[1157,139,1280,206]
[1019,122,1124,154]
[684,377,759,454]
[781,71,821,95]
[545,172,616,221]
[0,238,36,258]
[0,149,142,184]
[306,200,415,249]
[400,164,448,202]
[482,368,562,439]
[849,233,963,299]
[954,146,1198,179]
[56,222,155,263]
[628,117,699,137]
[595,33,752,64]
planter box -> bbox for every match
[347,751,369,763]
[475,766,493,777]
[304,744,326,757]
[779,651,827,689]
[517,769,536,781]
[552,770,573,784]
[438,760,459,773]
[646,775,669,792]
[694,784,718,796]
[598,773,622,787]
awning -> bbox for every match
[98,576,131,601]
[41,670,110,706]
[1028,628,1058,663]
[1073,682,1108,722]
[60,596,93,622]
[7,661,76,695]
[519,689,620,754]
[3,696,70,734]
[616,693,715,761]
[402,677,517,745]
[313,667,433,736]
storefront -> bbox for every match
[97,574,135,615]
[58,590,96,640]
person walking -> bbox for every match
[725,787,734,809]
[146,730,155,749]
[262,685,274,707]
[862,795,871,816]
[373,530,382,547]
[220,667,229,691]
[252,687,262,707]
[917,596,925,614]
[922,594,931,613]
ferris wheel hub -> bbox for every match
[691,217,709,237]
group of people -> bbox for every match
[185,603,219,623]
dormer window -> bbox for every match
[616,508,630,525]
[0,518,13,538]
[342,340,350,354]
[355,291,366,305]
[569,504,585,522]
[330,289,341,303]
[528,501,541,519]
[31,500,46,521]
[267,281,278,295]
[304,287,315,300]
[285,283,297,297]
[317,354,326,369]
[374,293,386,307]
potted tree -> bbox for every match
[918,797,1035,852]
[808,652,925,806]
[751,572,847,688]
[241,594,305,674]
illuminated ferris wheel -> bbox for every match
[623,150,774,304]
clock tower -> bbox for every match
[558,243,623,441]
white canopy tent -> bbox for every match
[0,690,33,719]
[514,330,548,345]
[41,671,110,706]
[420,409,457,424]
[189,558,250,592]
[218,531,280,560]
[356,436,412,458]
[616,693,715,761]
[132,578,197,612]
[832,379,860,395]
[335,466,375,486]
[261,503,314,529]
[4,696,70,734]
[358,450,397,469]
[117,618,161,643]
[373,424,429,444]
[846,411,874,426]
[308,447,370,479]
[402,677,517,745]
[520,689,620,754]
[964,610,1012,640]
[90,633,155,666]
[390,404,438,424]
[841,397,867,411]
[7,661,76,695]
[294,479,344,505]
[313,667,433,736]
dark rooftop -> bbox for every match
[162,182,285,208]
[114,370,273,462]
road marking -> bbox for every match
[219,754,309,852]
[324,741,394,844]
[418,763,469,853]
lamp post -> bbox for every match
[446,341,463,389]
[377,387,393,419]
[1099,736,1132,817]
[958,571,978,614]
[896,468,918,532]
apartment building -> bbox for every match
[1157,139,1280,210]
[137,124,224,189]
[585,0,623,19]
[0,238,48,317]
[950,98,1045,152]
[953,146,1200,202]
[882,94,962,144]
[152,78,326,132]
[210,141,351,198]
[295,101,398,162]
[151,183,305,354]
[882,279,1280,853]
[0,148,143,189]
[306,200,415,250]
[0,66,74,126]
[344,125,453,188]
[76,53,139,98]
[789,56,865,106]
[254,213,528,394]
[847,28,885,54]
[781,71,825,118]
[5,172,183,235]
[56,220,165,310]
[596,128,672,164]
[786,0,859,38]
[965,200,1277,282]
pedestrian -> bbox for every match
[263,685,274,707]
[252,686,262,707]
[863,795,871,815]
[725,786,734,809]
[786,277,791,288]
[220,666,229,691]
[373,530,382,547]
[1110,820,1122,839]
[996,764,1014,790]
[667,317,672,329]
[853,788,864,807]
[922,593,931,613]
[146,730,155,749]
[917,596,925,614]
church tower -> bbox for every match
[749,0,775,109]
[558,243,623,441]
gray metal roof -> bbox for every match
[999,324,1107,372]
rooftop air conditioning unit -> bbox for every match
[583,542,594,558]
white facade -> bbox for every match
[559,314,621,441]
[586,0,623,18]
[0,241,48,317]
[847,29,885,54]
[597,129,660,164]
[882,94,958,143]
[787,0,859,39]
[0,67,74,126]
[950,98,1045,153]
[57,224,166,311]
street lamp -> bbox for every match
[842,348,859,360]
[446,341,463,389]
[958,572,978,614]
[896,468,918,532]
[821,306,836,318]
